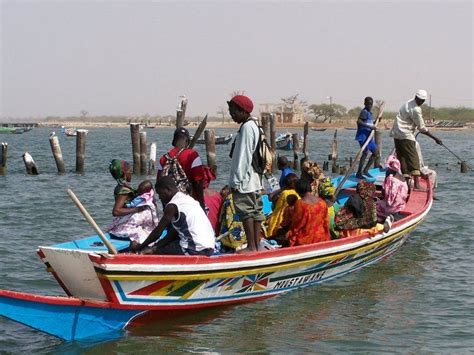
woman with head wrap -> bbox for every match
[318,177,341,239]
[301,160,325,196]
[107,159,159,246]
[334,180,378,232]
[376,154,408,221]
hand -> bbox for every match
[370,125,377,131]
[129,241,141,253]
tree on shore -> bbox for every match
[308,103,347,122]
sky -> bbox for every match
[1,0,473,119]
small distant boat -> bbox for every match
[311,128,327,132]
[275,133,303,150]
[344,127,357,131]
[0,127,33,134]
[194,134,233,145]
[61,127,88,137]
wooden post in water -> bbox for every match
[261,114,270,139]
[292,133,300,171]
[204,129,217,173]
[49,132,66,174]
[374,130,382,168]
[0,142,8,175]
[148,142,157,175]
[331,129,338,173]
[23,152,39,175]
[75,129,87,174]
[269,114,276,151]
[130,123,141,174]
[460,161,469,173]
[139,131,147,175]
[176,96,187,128]
[188,114,208,149]
[303,122,309,160]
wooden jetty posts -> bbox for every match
[49,132,66,174]
[292,133,300,171]
[75,129,87,174]
[139,131,147,175]
[130,123,141,174]
[0,142,7,175]
[176,96,188,129]
[148,142,157,175]
[22,152,39,175]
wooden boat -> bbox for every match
[311,128,327,132]
[275,133,304,150]
[344,127,357,131]
[193,134,233,145]
[0,127,32,134]
[62,127,89,137]
[0,169,434,342]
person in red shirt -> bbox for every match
[157,128,206,211]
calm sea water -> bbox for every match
[0,126,473,353]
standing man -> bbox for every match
[228,95,264,252]
[355,96,380,179]
[390,89,442,190]
[157,127,206,211]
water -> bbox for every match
[0,127,473,353]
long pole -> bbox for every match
[67,189,118,255]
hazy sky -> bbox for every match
[1,0,473,119]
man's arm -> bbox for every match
[230,123,256,185]
[420,130,443,145]
[357,110,375,129]
[134,203,178,252]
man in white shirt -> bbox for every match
[228,95,264,252]
[133,176,215,256]
[390,89,442,190]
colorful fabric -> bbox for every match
[204,190,223,233]
[267,189,300,237]
[287,198,330,246]
[157,147,205,185]
[301,160,325,195]
[219,194,247,249]
[334,180,377,231]
[279,166,295,187]
[109,159,131,186]
[376,173,408,219]
[318,177,335,199]
[107,198,159,244]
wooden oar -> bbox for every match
[67,189,118,255]
[188,114,208,149]
[334,102,385,197]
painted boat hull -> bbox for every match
[1,171,434,341]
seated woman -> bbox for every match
[334,180,378,235]
[376,155,409,222]
[267,173,300,238]
[107,160,158,246]
[301,160,325,196]
[318,177,341,239]
[286,179,331,246]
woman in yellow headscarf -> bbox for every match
[318,177,340,239]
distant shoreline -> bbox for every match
[36,119,473,131]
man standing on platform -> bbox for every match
[390,89,443,190]
[228,95,264,252]
[355,96,381,179]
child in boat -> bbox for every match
[267,173,300,238]
[286,179,331,246]
[133,176,215,256]
[376,154,408,222]
[126,180,154,208]
[270,193,299,247]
